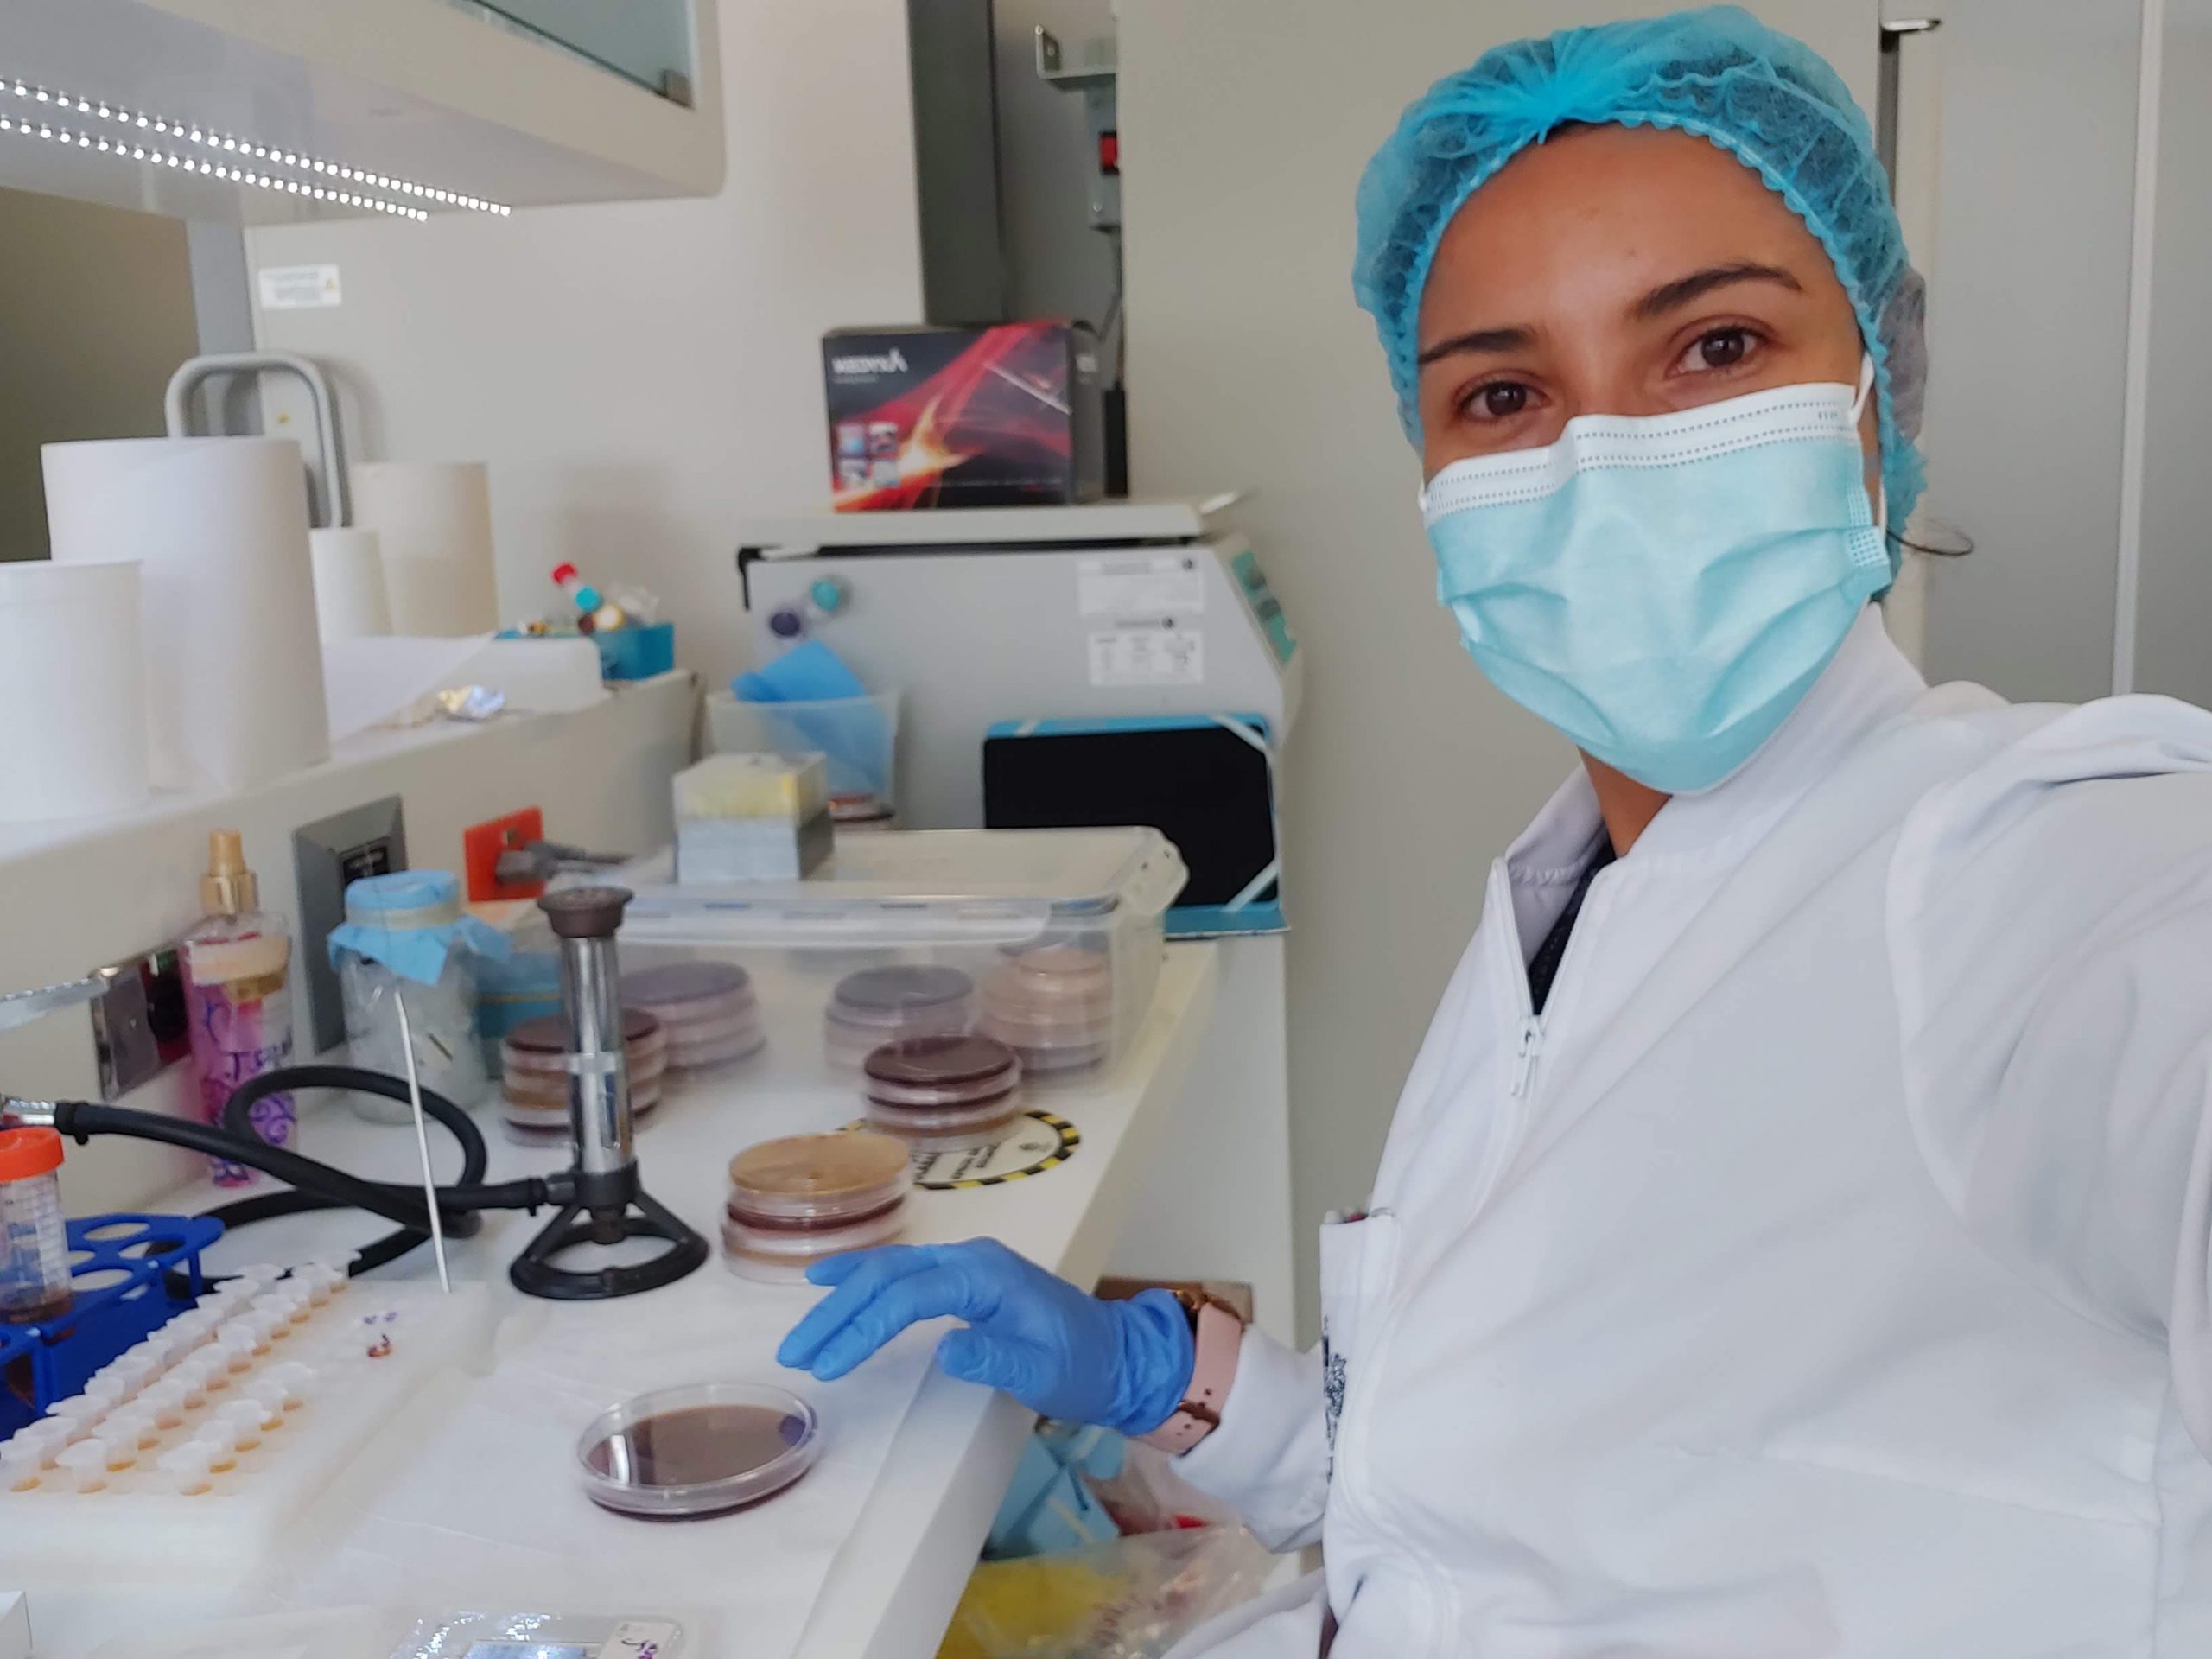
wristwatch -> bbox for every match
[1140,1288,1246,1456]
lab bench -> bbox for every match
[19,941,1220,1659]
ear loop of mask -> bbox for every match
[1850,353,1887,535]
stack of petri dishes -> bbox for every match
[823,965,976,1070]
[499,1009,668,1141]
[620,962,765,1071]
[978,944,1116,1074]
[861,1033,1025,1148]
[721,1130,912,1283]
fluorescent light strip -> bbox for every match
[1,75,511,216]
[0,109,429,219]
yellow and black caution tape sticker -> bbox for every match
[844,1110,1080,1191]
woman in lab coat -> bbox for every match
[784,9,2212,1653]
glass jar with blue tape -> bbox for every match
[327,870,512,1120]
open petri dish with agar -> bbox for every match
[722,1130,912,1282]
[576,1380,820,1518]
[824,964,976,1069]
[622,960,765,1071]
[500,1008,668,1141]
[861,1033,1025,1148]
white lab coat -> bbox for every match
[1170,608,2212,1656]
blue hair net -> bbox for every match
[1354,4,1928,539]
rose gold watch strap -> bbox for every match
[1141,1298,1243,1455]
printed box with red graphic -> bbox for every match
[822,321,1104,511]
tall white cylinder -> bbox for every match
[309,527,391,639]
[0,561,150,822]
[42,437,330,793]
[351,461,499,636]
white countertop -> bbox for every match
[24,941,1220,1659]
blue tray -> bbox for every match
[0,1211,223,1438]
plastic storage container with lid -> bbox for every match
[721,1130,912,1282]
[861,1034,1026,1147]
[499,1010,668,1141]
[327,870,510,1117]
[618,828,1185,1077]
[0,1128,71,1324]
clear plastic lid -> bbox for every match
[727,1131,912,1225]
[616,828,1188,946]
[576,1381,820,1518]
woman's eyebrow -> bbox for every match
[1415,324,1535,367]
[1632,262,1802,320]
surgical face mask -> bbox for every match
[1421,359,1890,795]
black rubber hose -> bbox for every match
[51,1089,572,1279]
[220,1065,488,1180]
[213,1064,490,1273]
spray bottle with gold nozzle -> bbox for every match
[181,830,296,1185]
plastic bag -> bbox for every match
[1090,1439,1243,1536]
[937,1525,1274,1659]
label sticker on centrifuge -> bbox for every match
[257,264,342,308]
[1078,554,1207,618]
[845,1111,1081,1189]
[1089,623,1205,687]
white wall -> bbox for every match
[2136,1,2212,708]
[1912,0,2144,702]
[245,0,926,690]
[1116,0,1877,1336]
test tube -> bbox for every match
[212,1399,267,1451]
[172,1357,215,1408]
[1,1439,42,1491]
[54,1439,108,1493]
[80,1374,131,1412]
[103,1404,159,1456]
[140,1379,189,1429]
[157,1440,222,1494]
[10,1421,68,1470]
[44,1398,103,1441]
[213,1325,259,1370]
[255,1361,315,1411]
[237,1263,284,1289]
[112,1352,162,1396]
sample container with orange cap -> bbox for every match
[0,1128,72,1324]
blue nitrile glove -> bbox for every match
[776,1238,1195,1436]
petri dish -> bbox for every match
[863,1033,1020,1090]
[861,1035,1026,1147]
[722,1130,912,1282]
[727,1130,912,1224]
[576,1380,820,1517]
[824,965,976,1067]
[830,965,976,1026]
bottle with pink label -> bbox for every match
[181,830,296,1185]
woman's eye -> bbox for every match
[1688,328,1753,371]
[1469,381,1529,420]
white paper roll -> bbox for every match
[0,560,149,821]
[351,461,499,636]
[309,527,391,639]
[42,437,330,793]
